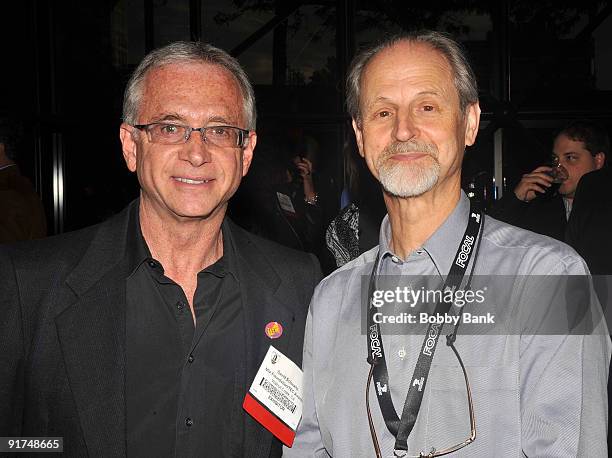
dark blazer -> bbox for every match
[488,192,567,242]
[567,168,612,275]
[565,168,612,449]
[0,201,322,457]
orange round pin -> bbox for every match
[265,321,283,339]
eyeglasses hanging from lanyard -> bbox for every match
[365,200,484,457]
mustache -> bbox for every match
[380,140,439,162]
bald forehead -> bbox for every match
[139,61,245,125]
[363,41,453,86]
[142,61,240,94]
[358,41,458,113]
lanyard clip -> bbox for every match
[446,333,456,346]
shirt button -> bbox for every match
[415,250,424,255]
[147,260,157,268]
[188,354,194,363]
[185,417,193,427]
[176,301,185,312]
[391,256,401,264]
[398,348,406,359]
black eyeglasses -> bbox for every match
[132,122,249,148]
[366,333,476,457]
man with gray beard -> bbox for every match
[284,31,610,457]
[376,140,441,198]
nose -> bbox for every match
[393,110,418,142]
[180,130,212,167]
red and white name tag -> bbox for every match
[243,346,304,447]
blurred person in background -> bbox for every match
[325,129,385,267]
[0,118,46,243]
[565,142,612,450]
[491,120,607,241]
[233,130,337,273]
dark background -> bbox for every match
[1,0,611,235]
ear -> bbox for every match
[463,102,481,147]
[352,119,365,158]
[241,131,257,177]
[594,152,605,170]
[120,123,138,172]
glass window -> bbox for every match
[593,11,612,90]
[202,0,275,84]
[285,5,337,87]
[153,0,190,46]
[354,4,494,99]
[509,1,611,111]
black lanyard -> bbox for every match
[366,199,483,454]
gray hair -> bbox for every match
[347,31,478,125]
[123,41,256,130]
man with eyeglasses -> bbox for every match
[285,31,610,457]
[0,42,321,457]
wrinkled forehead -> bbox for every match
[139,62,245,121]
[362,41,453,83]
[361,42,455,95]
[142,62,241,97]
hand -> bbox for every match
[293,156,317,199]
[513,165,554,202]
[293,157,314,180]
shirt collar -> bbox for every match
[125,200,153,276]
[125,199,239,280]
[215,219,239,281]
[562,197,572,220]
[378,191,471,276]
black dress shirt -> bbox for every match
[125,212,245,457]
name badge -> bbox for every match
[277,192,296,214]
[243,346,304,447]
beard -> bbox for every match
[375,140,440,197]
